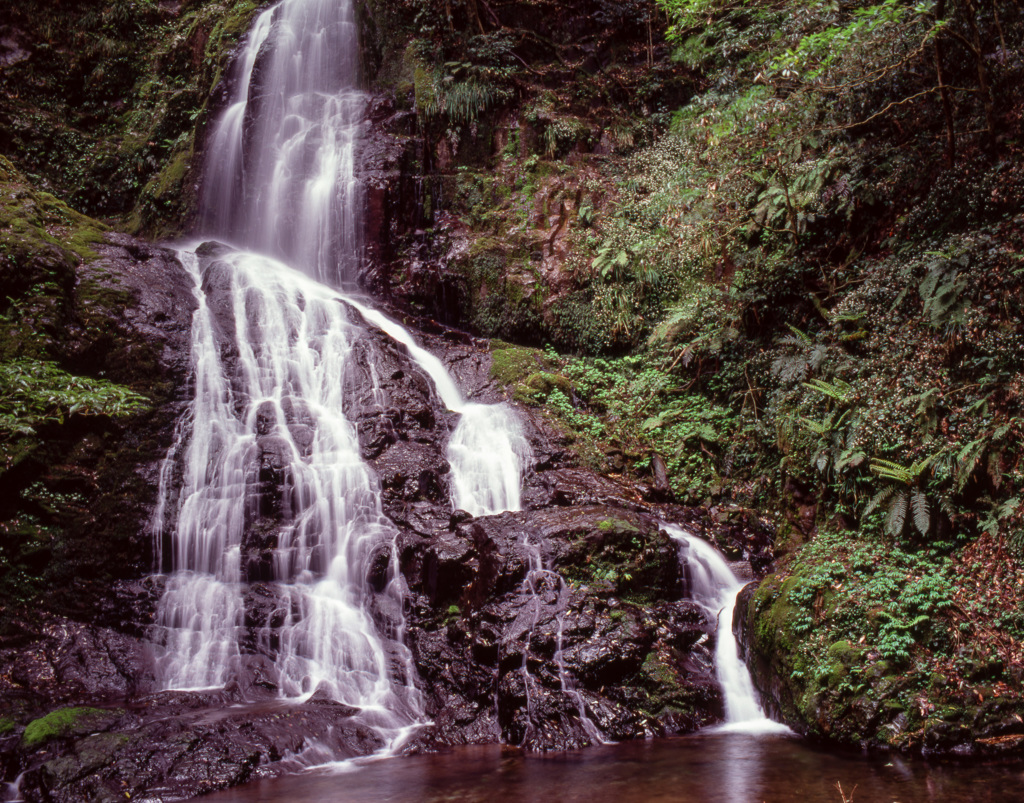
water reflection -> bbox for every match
[206,731,1024,803]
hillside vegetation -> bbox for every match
[371,0,1024,751]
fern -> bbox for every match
[803,377,852,403]
[887,491,908,536]
[911,488,930,536]
[864,484,896,517]
[785,323,813,346]
[954,438,985,491]
[864,456,940,537]
[869,456,932,485]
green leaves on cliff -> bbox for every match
[0,359,147,442]
[417,61,515,124]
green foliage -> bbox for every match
[0,359,148,442]
[919,250,969,330]
[419,63,515,125]
[0,0,268,234]
[785,529,955,665]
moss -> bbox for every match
[153,147,194,200]
[636,652,703,720]
[0,162,108,265]
[524,372,573,395]
[215,1,264,41]
[597,518,641,534]
[826,639,864,667]
[22,707,107,747]
[413,64,436,116]
[490,343,542,386]
[0,716,15,734]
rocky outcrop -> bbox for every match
[12,688,382,803]
[0,205,197,632]
[400,507,722,750]
[736,579,1024,759]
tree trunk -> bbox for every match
[934,0,957,163]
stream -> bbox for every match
[202,734,1024,803]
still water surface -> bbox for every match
[206,730,1022,802]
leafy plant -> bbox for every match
[865,456,941,536]
[0,358,148,442]
[919,251,969,329]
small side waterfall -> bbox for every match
[338,298,531,517]
[663,524,791,733]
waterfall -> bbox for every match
[151,0,527,755]
[663,524,791,734]
[200,0,363,286]
[336,297,531,517]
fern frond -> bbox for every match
[869,457,913,485]
[864,485,896,517]
[803,378,852,403]
[911,489,930,535]
[886,490,909,536]
[800,417,828,436]
[955,437,987,491]
[785,323,813,346]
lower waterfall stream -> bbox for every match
[664,524,792,734]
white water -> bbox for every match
[153,251,423,743]
[515,534,607,746]
[663,524,791,734]
[339,297,531,517]
[200,0,362,286]
[152,0,528,757]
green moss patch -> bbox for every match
[22,707,109,748]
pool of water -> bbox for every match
[205,729,1024,802]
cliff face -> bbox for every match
[0,235,770,798]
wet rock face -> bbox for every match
[0,231,197,629]
[399,506,722,751]
[14,691,383,803]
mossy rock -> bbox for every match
[524,372,573,396]
[490,342,543,386]
[41,731,132,788]
[557,514,680,603]
[22,707,111,748]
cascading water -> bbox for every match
[663,523,791,733]
[200,0,363,285]
[152,0,527,756]
[335,297,531,517]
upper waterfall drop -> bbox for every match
[200,0,364,286]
